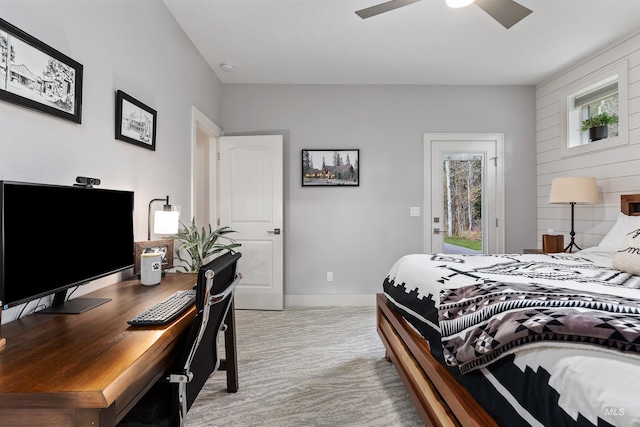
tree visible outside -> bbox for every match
[443,158,482,252]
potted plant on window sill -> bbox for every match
[171,218,241,273]
[580,112,618,142]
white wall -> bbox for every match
[536,33,640,248]
[222,84,537,303]
[0,0,222,322]
[0,1,540,313]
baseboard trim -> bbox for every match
[285,294,375,307]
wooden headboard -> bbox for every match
[621,194,640,216]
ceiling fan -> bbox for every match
[355,0,532,29]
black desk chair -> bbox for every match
[120,251,242,427]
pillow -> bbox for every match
[612,217,640,276]
[597,212,640,253]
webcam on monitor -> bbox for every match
[74,176,101,188]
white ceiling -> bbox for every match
[163,0,640,86]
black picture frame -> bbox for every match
[302,149,359,186]
[0,17,83,124]
[115,90,157,151]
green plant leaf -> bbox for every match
[580,112,619,131]
[170,218,240,272]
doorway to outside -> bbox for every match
[442,153,484,253]
[423,133,505,254]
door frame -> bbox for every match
[191,106,222,228]
[423,133,505,254]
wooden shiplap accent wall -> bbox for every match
[535,33,640,249]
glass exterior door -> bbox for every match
[441,154,484,254]
[427,136,503,255]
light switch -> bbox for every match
[410,207,420,217]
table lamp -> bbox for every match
[148,196,179,240]
[548,176,598,252]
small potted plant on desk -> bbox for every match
[580,112,618,142]
[172,218,241,272]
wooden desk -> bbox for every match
[0,273,237,426]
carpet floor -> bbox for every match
[185,306,423,427]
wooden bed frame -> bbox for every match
[376,293,497,427]
[377,194,640,426]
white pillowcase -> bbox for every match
[612,217,640,276]
[596,212,640,253]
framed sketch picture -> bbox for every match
[0,17,83,123]
[115,90,157,150]
[302,149,359,186]
[134,240,174,275]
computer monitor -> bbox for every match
[0,180,134,313]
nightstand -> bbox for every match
[524,235,566,254]
[523,249,545,254]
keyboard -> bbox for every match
[128,290,196,326]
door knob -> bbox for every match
[433,228,448,235]
[267,228,281,235]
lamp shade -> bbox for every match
[153,210,180,235]
[548,176,598,204]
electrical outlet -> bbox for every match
[327,272,333,282]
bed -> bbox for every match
[377,194,640,427]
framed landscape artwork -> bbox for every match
[302,149,359,187]
[115,90,157,151]
[0,18,83,123]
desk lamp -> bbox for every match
[148,196,179,240]
[548,176,598,252]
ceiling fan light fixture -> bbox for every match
[356,0,530,28]
[446,0,474,8]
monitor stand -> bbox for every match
[39,290,111,314]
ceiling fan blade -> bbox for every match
[474,0,532,29]
[355,0,421,19]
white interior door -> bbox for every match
[219,135,284,310]
[424,133,505,254]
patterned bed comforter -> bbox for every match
[439,281,640,373]
[383,252,640,427]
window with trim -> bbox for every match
[569,78,619,147]
[561,61,628,157]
